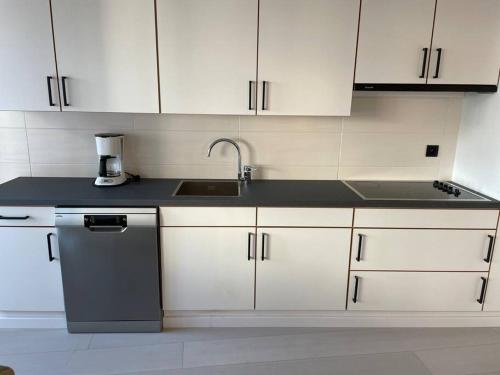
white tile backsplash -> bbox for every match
[25,112,134,130]
[339,133,442,168]
[0,94,463,183]
[0,112,25,128]
[0,163,31,184]
[27,129,99,164]
[0,129,30,163]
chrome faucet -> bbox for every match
[207,138,254,182]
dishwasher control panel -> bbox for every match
[84,214,127,228]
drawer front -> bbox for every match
[0,206,55,227]
[354,209,499,229]
[348,271,487,312]
[351,229,495,271]
[257,208,353,227]
[160,207,256,227]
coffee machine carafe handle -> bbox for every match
[98,156,111,177]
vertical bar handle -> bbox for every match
[419,48,428,78]
[46,232,56,262]
[484,235,495,263]
[356,234,364,262]
[261,81,268,111]
[477,277,487,304]
[247,232,255,260]
[352,276,360,303]
[248,81,255,110]
[261,232,267,261]
[61,76,70,106]
[46,76,55,106]
[433,48,442,79]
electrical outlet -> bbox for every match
[426,145,439,157]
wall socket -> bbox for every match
[426,145,439,157]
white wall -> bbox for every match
[453,91,500,200]
[0,94,462,183]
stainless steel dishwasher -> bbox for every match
[55,208,161,333]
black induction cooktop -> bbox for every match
[342,181,491,201]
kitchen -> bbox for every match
[0,0,499,374]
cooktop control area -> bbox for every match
[343,181,491,201]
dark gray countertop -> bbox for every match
[0,177,498,209]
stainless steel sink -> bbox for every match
[173,180,240,197]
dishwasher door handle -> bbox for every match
[87,225,127,233]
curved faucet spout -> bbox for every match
[207,138,242,180]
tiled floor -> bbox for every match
[2,327,500,375]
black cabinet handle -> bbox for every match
[261,81,268,111]
[46,76,55,106]
[248,81,255,110]
[0,215,30,220]
[356,234,364,262]
[433,48,442,79]
[352,276,360,303]
[61,76,70,106]
[247,232,254,260]
[477,277,487,304]
[46,233,56,262]
[261,232,267,261]
[484,235,495,263]
[419,48,428,78]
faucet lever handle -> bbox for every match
[243,165,256,182]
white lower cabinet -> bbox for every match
[255,228,351,310]
[348,271,487,312]
[0,227,64,311]
[161,227,255,310]
[351,229,495,271]
[484,222,500,311]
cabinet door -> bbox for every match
[429,0,500,86]
[157,0,258,115]
[348,271,487,311]
[0,0,59,111]
[0,228,64,311]
[51,0,158,113]
[484,232,500,311]
[351,229,495,271]
[256,228,351,310]
[257,0,359,116]
[355,0,435,85]
[161,228,255,310]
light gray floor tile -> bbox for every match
[416,343,500,375]
[114,352,432,375]
[183,328,500,368]
[66,343,183,374]
[0,350,73,375]
[0,329,91,355]
[0,342,183,375]
[88,327,345,350]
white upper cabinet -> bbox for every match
[356,0,500,89]
[355,0,436,85]
[0,0,59,111]
[157,0,258,115]
[428,0,500,86]
[51,0,158,113]
[257,0,359,116]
